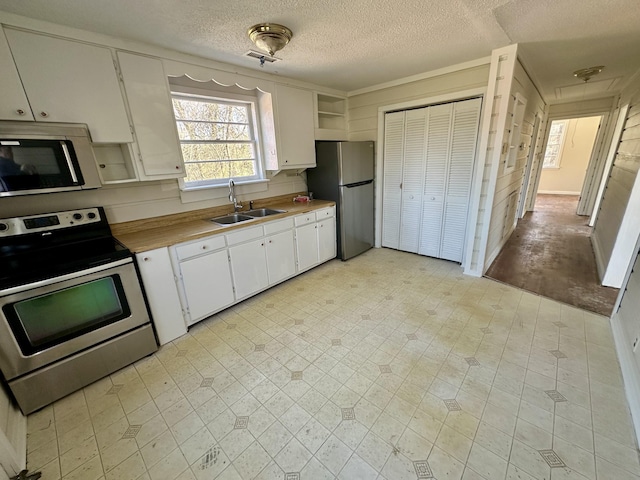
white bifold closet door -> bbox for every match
[382,97,481,263]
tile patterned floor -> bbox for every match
[26,248,640,480]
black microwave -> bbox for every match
[0,122,101,197]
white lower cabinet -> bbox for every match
[229,239,269,300]
[179,249,234,325]
[266,230,296,284]
[318,218,337,262]
[296,222,320,271]
[136,248,187,345]
[140,210,335,344]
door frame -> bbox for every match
[577,113,610,215]
[375,87,487,261]
[517,112,541,218]
[527,110,613,216]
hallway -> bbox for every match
[485,195,619,316]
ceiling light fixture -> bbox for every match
[248,23,292,67]
[573,65,605,83]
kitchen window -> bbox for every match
[172,91,264,189]
[543,120,568,169]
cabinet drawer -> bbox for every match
[315,207,335,221]
[263,217,294,235]
[226,226,264,246]
[294,213,316,227]
[175,235,226,261]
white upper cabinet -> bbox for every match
[267,84,316,170]
[0,30,33,121]
[117,52,185,179]
[3,29,133,143]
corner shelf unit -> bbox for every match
[314,93,348,140]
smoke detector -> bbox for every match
[573,66,605,83]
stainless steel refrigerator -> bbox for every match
[307,141,375,260]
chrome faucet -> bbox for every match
[228,179,243,212]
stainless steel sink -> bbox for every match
[245,208,287,217]
[210,214,255,225]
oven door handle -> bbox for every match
[1,258,133,297]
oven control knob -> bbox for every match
[0,222,8,232]
[72,213,83,220]
[87,212,97,219]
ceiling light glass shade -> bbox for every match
[248,23,293,56]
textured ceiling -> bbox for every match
[0,0,638,101]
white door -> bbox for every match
[0,31,33,121]
[229,239,269,299]
[382,112,405,249]
[440,98,482,262]
[180,250,235,324]
[296,223,319,271]
[399,108,428,253]
[318,218,337,262]
[265,230,296,284]
[274,84,316,168]
[419,103,452,258]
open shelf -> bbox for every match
[315,93,347,139]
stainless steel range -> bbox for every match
[0,207,157,414]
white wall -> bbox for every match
[482,57,546,270]
[538,116,601,194]
[592,78,640,287]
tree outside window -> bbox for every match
[172,94,262,188]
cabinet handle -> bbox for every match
[143,257,150,262]
[16,109,26,116]
[269,240,272,244]
[261,243,264,246]
[99,164,106,169]
[39,111,49,118]
[175,166,180,170]
[201,245,207,250]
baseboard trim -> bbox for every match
[591,233,605,282]
[611,313,640,443]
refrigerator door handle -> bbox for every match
[344,180,374,188]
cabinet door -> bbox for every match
[5,29,132,143]
[274,85,315,169]
[136,249,186,345]
[400,108,427,253]
[179,250,235,325]
[318,218,337,263]
[296,223,319,271]
[229,239,269,299]
[419,104,452,258]
[440,98,482,262]
[117,52,185,179]
[382,111,405,249]
[0,29,33,121]
[265,230,296,285]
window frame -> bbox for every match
[170,86,265,190]
[542,119,569,169]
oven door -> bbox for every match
[0,258,151,380]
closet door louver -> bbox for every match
[399,108,428,253]
[440,98,482,262]
[419,103,452,258]
[382,97,481,263]
[382,112,405,249]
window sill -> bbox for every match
[179,178,270,204]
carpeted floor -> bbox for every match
[485,194,619,316]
